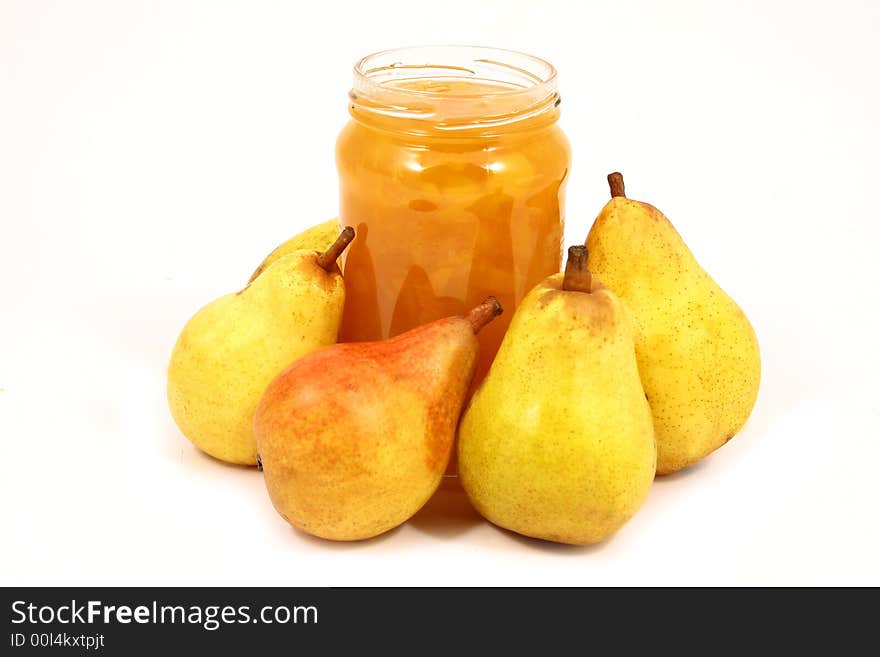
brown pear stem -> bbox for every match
[562,245,592,293]
[316,227,355,271]
[608,172,626,198]
[465,297,503,334]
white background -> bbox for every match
[2,0,878,586]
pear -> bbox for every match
[586,173,760,474]
[458,247,655,545]
[254,297,503,541]
[167,228,354,465]
[249,218,341,283]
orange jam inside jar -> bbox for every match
[337,46,570,388]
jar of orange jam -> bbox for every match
[337,46,570,387]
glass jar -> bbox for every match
[337,46,570,388]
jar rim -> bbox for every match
[350,45,560,133]
[354,45,557,97]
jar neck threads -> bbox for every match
[349,46,560,136]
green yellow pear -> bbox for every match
[459,247,656,545]
[167,228,354,465]
[254,297,503,541]
[249,218,341,283]
[586,173,760,474]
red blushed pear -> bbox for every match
[253,297,503,541]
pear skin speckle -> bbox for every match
[586,194,761,474]
[458,274,656,545]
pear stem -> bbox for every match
[608,172,626,198]
[316,227,355,271]
[465,297,503,334]
[562,245,592,293]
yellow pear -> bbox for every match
[459,247,656,545]
[167,228,354,465]
[249,218,341,283]
[586,173,760,474]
